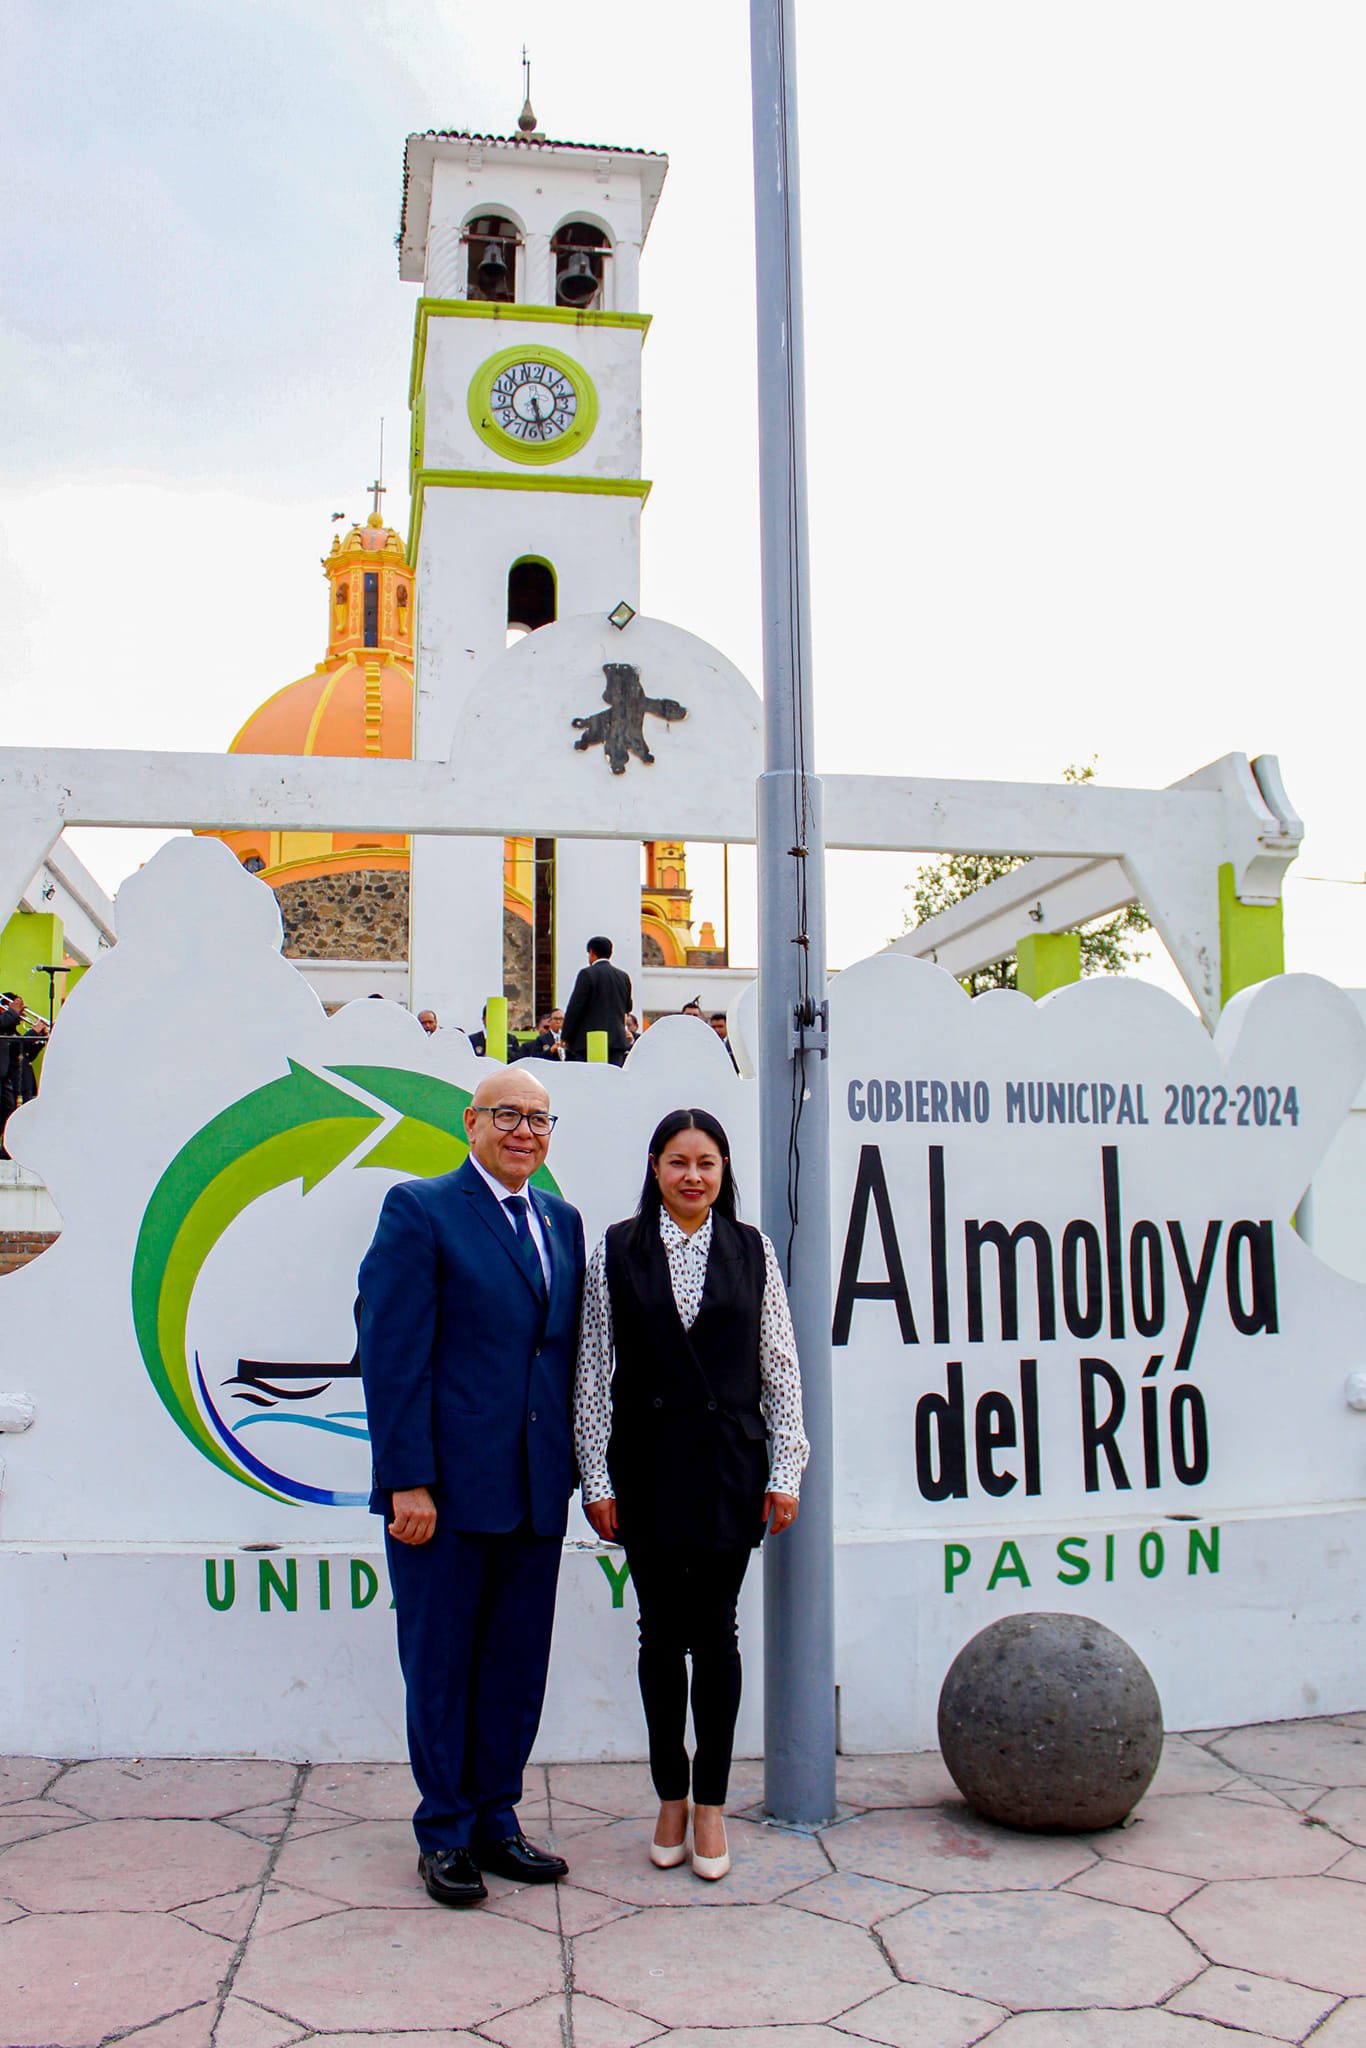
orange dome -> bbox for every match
[332,510,408,557]
[205,510,415,888]
[230,659,413,760]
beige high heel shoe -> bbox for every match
[690,1807,730,1881]
[649,1801,690,1869]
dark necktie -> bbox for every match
[505,1193,547,1299]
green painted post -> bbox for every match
[485,996,509,1064]
[1016,932,1082,1000]
[586,1030,609,1064]
[1218,862,1285,1006]
[0,911,64,1023]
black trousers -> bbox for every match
[385,1520,562,1853]
[623,1539,753,1806]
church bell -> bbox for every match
[476,239,511,294]
[556,251,599,307]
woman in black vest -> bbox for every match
[575,1108,808,1880]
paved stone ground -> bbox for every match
[3,1715,1365,2048]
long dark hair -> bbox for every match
[631,1107,739,1248]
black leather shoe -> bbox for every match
[418,1847,488,1907]
[472,1831,568,1884]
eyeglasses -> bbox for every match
[473,1106,558,1135]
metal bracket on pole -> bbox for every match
[789,998,829,1058]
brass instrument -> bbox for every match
[2,1001,50,1036]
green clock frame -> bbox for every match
[467,344,599,467]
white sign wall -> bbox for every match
[825,952,1366,1744]
[0,840,756,1759]
[2,840,1363,1759]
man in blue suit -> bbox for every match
[359,1064,586,1907]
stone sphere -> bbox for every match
[938,1611,1163,1831]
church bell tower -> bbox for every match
[398,96,669,1028]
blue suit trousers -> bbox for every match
[386,1520,563,1852]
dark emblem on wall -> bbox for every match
[571,663,688,774]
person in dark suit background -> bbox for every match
[358,1064,586,1908]
[0,993,24,1157]
[0,993,43,1159]
[562,936,632,1066]
[464,1003,489,1057]
[513,1007,565,1062]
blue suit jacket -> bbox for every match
[358,1159,586,1539]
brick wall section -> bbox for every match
[0,1231,59,1276]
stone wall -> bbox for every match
[273,874,538,1027]
[503,909,534,1031]
[277,871,409,961]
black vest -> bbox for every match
[604,1212,771,1550]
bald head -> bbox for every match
[465,1064,555,1190]
[470,1067,550,1112]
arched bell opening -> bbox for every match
[503,557,558,1019]
[552,221,611,309]
[465,215,520,303]
[506,557,557,641]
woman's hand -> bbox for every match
[764,1491,799,1535]
[389,1486,437,1545]
[586,1496,619,1541]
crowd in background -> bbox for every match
[0,926,733,1164]
[425,1000,735,1066]
[420,934,739,1070]
[0,991,48,1159]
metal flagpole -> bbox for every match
[750,0,836,1826]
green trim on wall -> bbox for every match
[408,469,651,562]
[1016,932,1082,1000]
[409,389,426,492]
[467,343,599,468]
[1218,861,1285,1007]
[410,296,651,404]
[417,469,650,498]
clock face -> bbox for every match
[491,361,578,444]
[468,345,599,467]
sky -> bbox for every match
[3,0,1364,995]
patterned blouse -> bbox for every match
[574,1208,810,1505]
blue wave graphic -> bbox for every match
[233,1412,371,1442]
[194,1356,368,1507]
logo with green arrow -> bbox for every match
[130,1060,560,1507]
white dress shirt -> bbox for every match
[469,1154,551,1288]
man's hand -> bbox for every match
[585,1496,618,1542]
[389,1486,437,1545]
[763,1491,799,1535]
